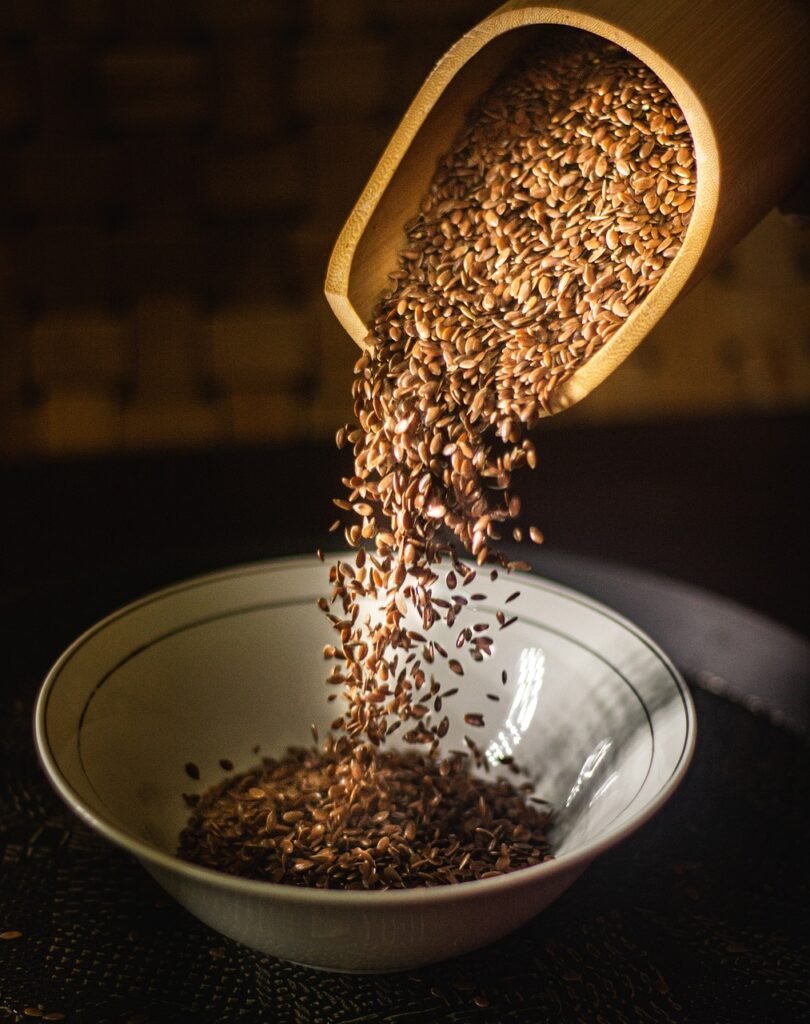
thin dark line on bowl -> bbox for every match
[69,598,655,855]
[42,559,320,740]
[41,560,691,882]
[72,596,322,814]
[487,611,655,836]
[513,572,691,780]
[45,555,690,785]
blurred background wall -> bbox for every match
[0,0,808,458]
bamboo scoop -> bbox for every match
[325,0,810,415]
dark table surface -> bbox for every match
[0,411,808,1022]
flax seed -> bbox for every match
[181,29,693,892]
[179,746,551,888]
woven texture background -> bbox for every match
[1,0,809,457]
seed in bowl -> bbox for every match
[178,740,551,889]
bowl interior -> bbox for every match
[38,557,691,868]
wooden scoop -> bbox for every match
[325,0,810,415]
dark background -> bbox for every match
[0,6,807,1020]
[0,0,808,458]
[0,0,806,637]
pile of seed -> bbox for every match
[180,32,694,888]
[178,740,551,889]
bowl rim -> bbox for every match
[34,554,696,907]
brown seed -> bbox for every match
[180,34,693,895]
[180,746,551,888]
[0,930,22,940]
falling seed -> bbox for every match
[179,33,693,893]
[184,762,200,780]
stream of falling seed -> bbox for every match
[323,31,694,763]
[179,32,694,889]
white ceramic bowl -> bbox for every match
[35,556,695,973]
